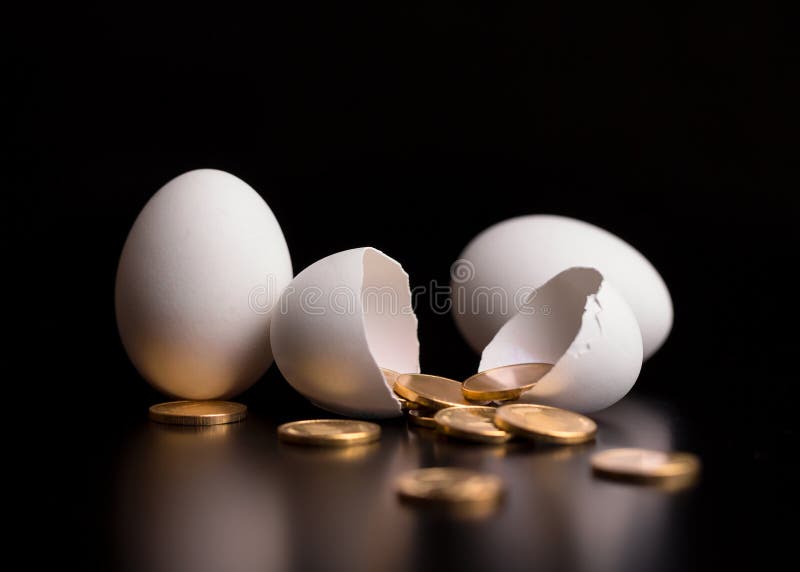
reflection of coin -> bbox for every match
[149,401,247,426]
[393,373,487,410]
[434,406,511,444]
[277,419,381,446]
[462,363,553,402]
[406,409,438,429]
[494,403,597,444]
[591,448,701,485]
[395,467,503,506]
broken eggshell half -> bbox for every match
[270,247,420,418]
[479,267,643,413]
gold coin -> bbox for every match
[149,401,247,426]
[434,406,511,444]
[494,403,597,444]
[591,448,701,484]
[277,419,381,446]
[395,467,504,506]
[398,397,424,411]
[462,363,553,402]
[383,368,423,410]
[393,373,487,410]
[406,409,438,429]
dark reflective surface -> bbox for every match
[108,395,699,572]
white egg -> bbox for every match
[452,215,672,360]
[115,169,292,400]
[479,267,643,412]
[270,247,420,418]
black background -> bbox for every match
[8,2,798,569]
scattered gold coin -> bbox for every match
[406,408,438,429]
[277,419,381,446]
[462,363,553,402]
[393,373,488,410]
[434,406,511,444]
[395,467,504,508]
[149,401,247,426]
[494,403,597,444]
[591,448,701,484]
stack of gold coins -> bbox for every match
[391,370,473,430]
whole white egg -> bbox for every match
[452,215,673,360]
[115,169,292,400]
[271,247,420,418]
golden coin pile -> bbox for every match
[389,364,597,446]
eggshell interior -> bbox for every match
[480,267,643,412]
[271,247,419,418]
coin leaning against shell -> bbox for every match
[494,403,597,444]
[277,419,381,446]
[591,448,701,483]
[149,401,247,426]
[462,363,553,402]
[435,406,511,444]
[395,467,504,506]
[393,373,487,410]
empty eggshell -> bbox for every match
[479,267,643,412]
[115,169,293,400]
[452,215,672,359]
[270,247,420,418]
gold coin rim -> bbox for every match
[148,401,247,426]
[277,419,381,447]
[393,373,485,410]
[398,397,424,411]
[494,403,597,444]
[434,406,511,444]
[462,362,553,402]
[395,467,504,505]
[590,448,701,481]
[406,409,438,429]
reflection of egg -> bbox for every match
[271,247,419,418]
[479,267,643,412]
[115,169,292,400]
[452,215,672,359]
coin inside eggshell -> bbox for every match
[462,363,553,402]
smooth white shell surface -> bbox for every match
[115,169,293,400]
[270,248,420,418]
[453,215,672,359]
[480,267,643,412]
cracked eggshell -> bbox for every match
[115,169,293,400]
[479,267,643,412]
[453,215,672,359]
[270,247,420,418]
